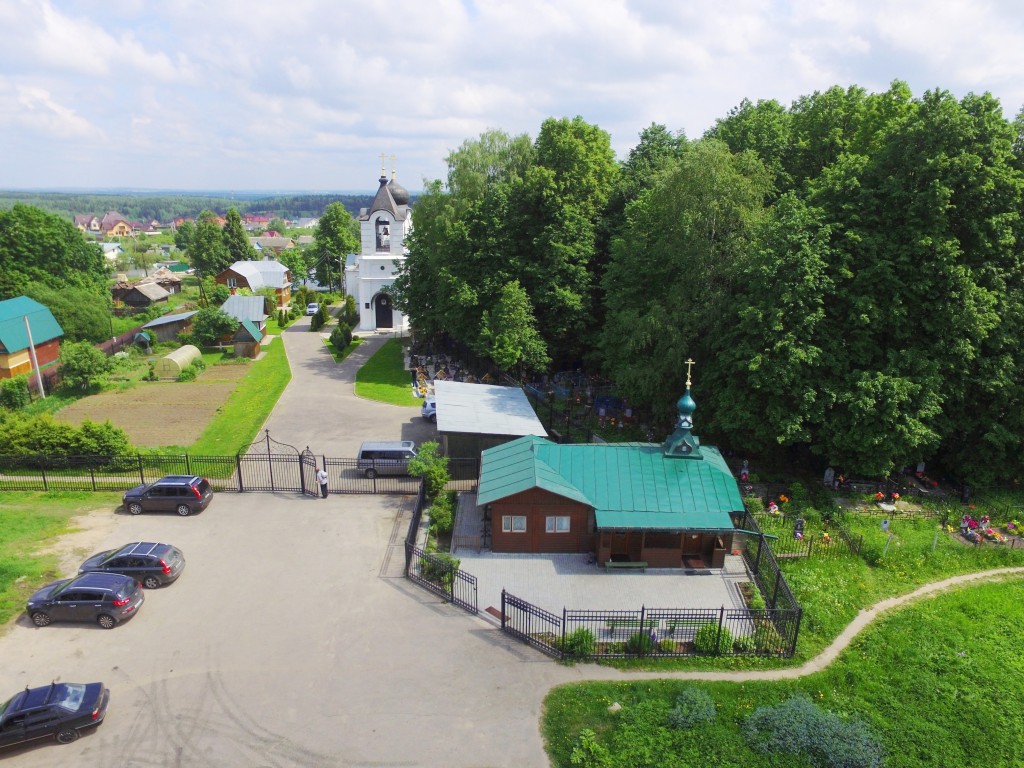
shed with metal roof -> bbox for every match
[432,379,547,461]
[0,296,65,379]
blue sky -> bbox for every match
[1,0,1022,193]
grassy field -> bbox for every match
[0,492,122,628]
[354,338,420,406]
[543,576,1024,767]
[49,337,291,454]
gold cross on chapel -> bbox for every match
[685,358,695,388]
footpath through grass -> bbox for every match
[0,492,122,628]
[354,338,419,407]
[544,576,1024,768]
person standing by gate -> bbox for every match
[316,467,329,498]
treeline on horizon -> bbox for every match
[394,80,1024,484]
[0,192,379,223]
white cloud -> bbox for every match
[0,0,1022,190]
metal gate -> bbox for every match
[238,430,318,496]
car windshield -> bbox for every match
[52,684,86,712]
[0,694,16,717]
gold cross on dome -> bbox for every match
[379,153,387,175]
[390,154,397,179]
[685,358,695,388]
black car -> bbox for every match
[26,572,144,629]
[122,475,213,516]
[78,542,185,589]
[0,682,109,748]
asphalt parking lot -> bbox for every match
[0,492,602,767]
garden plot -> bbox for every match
[56,364,249,448]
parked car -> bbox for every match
[26,572,144,629]
[122,475,213,516]
[78,542,185,589]
[421,398,436,423]
[0,681,110,748]
[306,302,320,316]
[356,440,417,479]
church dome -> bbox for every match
[388,178,410,206]
[677,389,696,418]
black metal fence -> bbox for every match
[500,591,800,660]
[749,512,863,560]
[404,542,478,614]
[735,511,802,621]
[0,452,476,497]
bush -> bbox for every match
[59,341,113,390]
[340,294,359,327]
[0,375,31,410]
[667,687,716,729]
[560,628,597,659]
[408,441,450,501]
[419,552,460,588]
[625,631,656,655]
[733,633,757,653]
[744,695,884,768]
[693,623,732,655]
[0,411,132,456]
[177,358,206,382]
[330,324,352,350]
[569,729,612,768]
[428,491,455,534]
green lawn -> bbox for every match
[354,338,419,406]
[184,339,291,454]
[0,492,122,628]
[543,576,1024,767]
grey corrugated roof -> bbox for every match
[222,260,290,289]
[221,294,267,323]
[132,283,170,301]
[142,310,198,329]
[433,380,547,437]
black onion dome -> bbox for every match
[388,178,410,206]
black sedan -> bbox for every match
[0,682,109,748]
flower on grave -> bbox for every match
[931,480,939,487]
[875,491,885,501]
[779,494,789,504]
[821,532,832,544]
[891,493,900,501]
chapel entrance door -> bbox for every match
[375,294,393,329]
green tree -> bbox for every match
[174,220,196,253]
[407,441,450,501]
[309,203,358,290]
[223,207,258,263]
[23,282,113,342]
[188,211,231,278]
[190,307,237,346]
[478,280,549,374]
[600,140,771,419]
[267,217,290,234]
[59,341,113,390]
[0,204,109,299]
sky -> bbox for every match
[1,0,1023,194]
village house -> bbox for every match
[215,259,292,308]
[0,296,64,379]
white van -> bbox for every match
[356,441,418,478]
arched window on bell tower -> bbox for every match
[375,219,391,252]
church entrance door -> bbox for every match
[375,293,393,329]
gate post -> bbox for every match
[716,606,726,655]
[561,607,567,661]
[501,590,507,630]
[236,453,244,492]
[137,454,145,484]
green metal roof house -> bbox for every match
[0,296,65,379]
[477,371,742,568]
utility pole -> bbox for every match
[23,316,45,399]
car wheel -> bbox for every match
[143,575,161,590]
[31,611,52,627]
[56,728,80,744]
[364,468,377,479]
[176,504,191,516]
[97,613,116,629]
[128,502,144,515]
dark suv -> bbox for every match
[26,572,144,629]
[122,475,213,516]
[78,542,186,589]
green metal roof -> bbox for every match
[0,296,65,354]
[477,435,741,531]
[234,319,263,343]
